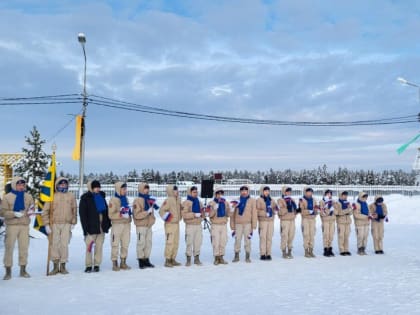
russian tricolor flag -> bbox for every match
[162,212,173,222]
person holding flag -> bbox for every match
[230,185,257,263]
[1,177,34,280]
[108,182,132,271]
[299,187,320,258]
[353,192,370,255]
[42,177,77,275]
[369,195,388,254]
[181,186,204,266]
[277,186,298,259]
[79,180,111,273]
[319,189,336,257]
[133,183,159,269]
[208,187,231,265]
[159,185,182,268]
[256,186,277,261]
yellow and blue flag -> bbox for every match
[34,152,56,235]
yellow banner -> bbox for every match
[72,115,83,161]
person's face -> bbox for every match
[144,187,150,194]
[305,191,313,198]
[240,188,249,197]
[362,194,368,201]
[341,194,348,200]
[16,182,26,192]
[285,190,292,196]
[326,192,332,199]
[191,190,198,198]
[93,187,100,193]
[216,192,223,199]
[59,182,68,190]
[263,190,270,197]
[120,187,127,196]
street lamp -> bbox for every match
[398,77,420,183]
[78,33,87,198]
[397,77,420,103]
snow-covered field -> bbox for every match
[1,194,420,315]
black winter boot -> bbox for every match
[84,266,92,273]
[145,258,155,268]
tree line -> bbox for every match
[13,126,417,202]
[58,165,416,186]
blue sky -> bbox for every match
[1,0,420,174]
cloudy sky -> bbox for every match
[1,0,420,174]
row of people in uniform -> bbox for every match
[0,176,388,280]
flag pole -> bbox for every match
[46,144,57,276]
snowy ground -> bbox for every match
[1,194,420,315]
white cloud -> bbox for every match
[311,84,339,98]
[210,84,232,96]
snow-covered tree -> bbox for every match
[14,126,50,199]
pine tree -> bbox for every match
[14,126,50,200]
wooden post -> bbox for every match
[46,201,54,276]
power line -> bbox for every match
[1,92,418,127]
[88,95,418,127]
[46,112,82,143]
[0,93,81,101]
[0,100,82,106]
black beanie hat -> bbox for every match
[91,180,101,189]
[58,178,69,186]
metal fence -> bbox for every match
[69,183,420,199]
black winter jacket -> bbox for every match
[79,191,111,236]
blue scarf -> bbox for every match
[283,196,297,212]
[214,198,226,217]
[339,199,350,210]
[115,192,129,208]
[358,199,369,216]
[187,195,201,213]
[263,196,273,217]
[375,204,384,222]
[238,196,249,216]
[11,189,25,212]
[139,193,151,210]
[303,196,313,210]
[57,187,68,193]
[93,192,106,213]
[323,197,334,216]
